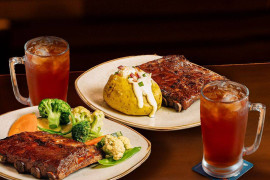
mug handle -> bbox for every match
[243,102,266,156]
[9,57,30,105]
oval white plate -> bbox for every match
[0,107,151,180]
[75,55,200,131]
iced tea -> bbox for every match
[25,37,69,105]
[201,81,249,167]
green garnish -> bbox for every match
[114,71,119,75]
[98,147,141,166]
[138,81,144,87]
[142,73,146,77]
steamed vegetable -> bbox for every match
[97,132,140,166]
[38,126,72,136]
[37,117,62,132]
[72,106,92,124]
[118,136,133,149]
[71,109,105,142]
[89,110,104,138]
[85,136,105,146]
[98,147,141,166]
[38,99,71,129]
[72,121,91,142]
[102,135,126,160]
[97,131,124,149]
[98,132,133,161]
[37,117,73,137]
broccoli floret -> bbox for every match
[71,109,105,142]
[60,112,71,125]
[72,121,91,142]
[38,99,71,129]
[72,106,92,124]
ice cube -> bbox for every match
[34,46,50,56]
[27,37,68,56]
[222,93,238,102]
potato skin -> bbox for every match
[103,74,162,116]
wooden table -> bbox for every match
[0,63,269,179]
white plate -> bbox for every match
[0,106,151,180]
[75,55,200,131]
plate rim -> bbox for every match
[0,106,151,180]
[75,55,201,131]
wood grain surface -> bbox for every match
[0,63,269,179]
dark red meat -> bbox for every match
[139,55,226,111]
[0,131,102,179]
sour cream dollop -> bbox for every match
[116,66,157,118]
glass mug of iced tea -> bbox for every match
[200,80,266,178]
[9,36,70,106]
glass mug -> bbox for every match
[200,80,266,178]
[9,36,70,106]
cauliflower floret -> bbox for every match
[118,136,132,149]
[102,135,125,160]
[72,106,92,124]
[90,110,104,138]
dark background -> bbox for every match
[1,0,270,74]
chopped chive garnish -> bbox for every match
[142,73,146,77]
[114,71,119,75]
[138,81,144,87]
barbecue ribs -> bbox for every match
[139,55,226,111]
[0,131,102,179]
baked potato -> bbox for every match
[103,68,162,117]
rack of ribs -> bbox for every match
[0,131,102,179]
[139,55,227,112]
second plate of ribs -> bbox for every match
[75,54,226,130]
